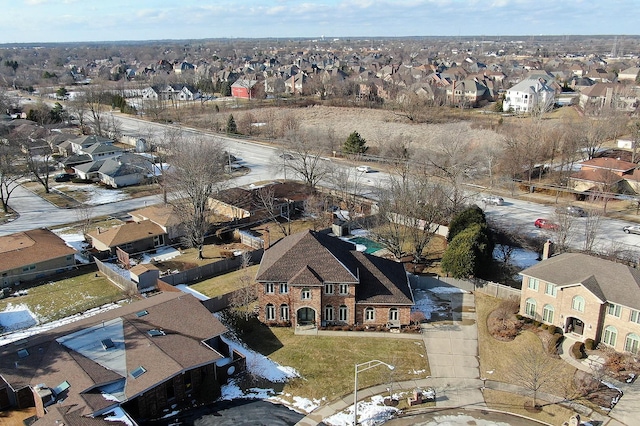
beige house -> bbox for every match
[520,252,640,354]
[129,204,185,242]
[87,220,166,255]
[0,229,76,287]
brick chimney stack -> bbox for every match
[542,239,554,260]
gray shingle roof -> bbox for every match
[520,252,640,309]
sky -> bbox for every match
[1,0,639,44]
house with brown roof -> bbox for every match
[520,252,640,354]
[569,157,637,193]
[87,220,166,255]
[0,292,244,423]
[129,204,185,241]
[209,182,311,223]
[0,229,76,287]
[256,230,414,329]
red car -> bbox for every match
[534,218,559,230]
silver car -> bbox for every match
[481,196,504,206]
[623,225,640,234]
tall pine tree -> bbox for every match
[343,131,368,154]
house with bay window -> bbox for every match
[255,230,414,329]
[519,252,640,354]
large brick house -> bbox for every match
[520,252,640,354]
[256,230,414,328]
[0,292,245,423]
[0,228,76,287]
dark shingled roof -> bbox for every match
[520,252,640,309]
[256,230,413,305]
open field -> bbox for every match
[0,269,127,323]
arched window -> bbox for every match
[624,333,640,354]
[603,325,618,347]
[542,304,554,324]
[280,304,289,321]
[325,305,334,322]
[389,308,399,321]
[339,305,348,322]
[364,307,375,321]
[572,296,585,312]
[525,298,537,317]
[265,304,275,321]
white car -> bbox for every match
[356,165,371,173]
[481,196,504,206]
[623,225,640,235]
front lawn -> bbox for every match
[0,269,127,323]
[240,324,429,402]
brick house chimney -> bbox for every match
[263,227,270,250]
[542,239,554,260]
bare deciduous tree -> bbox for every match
[508,345,556,408]
[0,140,26,213]
[255,185,291,236]
[167,136,227,259]
[279,129,330,188]
[229,251,258,321]
[583,210,602,253]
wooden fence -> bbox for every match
[160,249,264,286]
[409,274,521,300]
[94,257,138,294]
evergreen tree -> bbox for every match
[343,131,368,154]
[447,205,486,242]
[441,223,493,279]
[226,114,238,134]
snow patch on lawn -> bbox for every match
[324,394,400,426]
[0,304,38,331]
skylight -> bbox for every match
[135,310,149,317]
[101,339,115,350]
[17,349,29,358]
[130,366,147,379]
[147,329,165,337]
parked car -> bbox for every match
[278,153,294,160]
[481,196,504,206]
[356,165,371,173]
[555,205,587,217]
[54,173,75,182]
[623,225,640,234]
[534,218,559,230]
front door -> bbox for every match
[567,317,584,335]
[297,307,315,325]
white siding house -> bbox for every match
[503,78,555,114]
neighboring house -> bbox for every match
[68,135,114,155]
[520,252,640,355]
[129,204,185,242]
[0,229,76,287]
[141,84,200,101]
[569,157,637,193]
[209,182,310,223]
[445,78,490,106]
[97,154,151,188]
[256,230,414,328]
[502,78,555,113]
[231,79,259,99]
[618,66,640,83]
[87,220,166,255]
[579,83,640,112]
[0,292,245,422]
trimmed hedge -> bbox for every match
[585,338,596,350]
[571,341,586,359]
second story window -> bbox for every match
[301,287,311,300]
[279,283,288,294]
[544,283,557,297]
[607,303,622,318]
[339,284,349,295]
[528,278,539,291]
[325,283,334,295]
[265,283,274,294]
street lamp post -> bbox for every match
[353,360,394,425]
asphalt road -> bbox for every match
[4,111,640,258]
[141,399,307,426]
